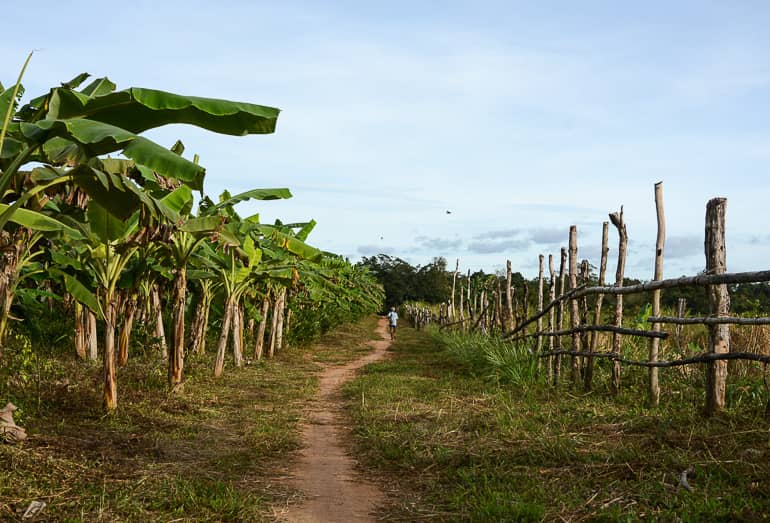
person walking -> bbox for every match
[386,307,398,341]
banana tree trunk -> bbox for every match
[0,229,28,351]
[275,288,287,352]
[190,292,212,355]
[232,301,243,367]
[169,267,186,388]
[0,278,13,354]
[87,309,98,361]
[214,295,235,377]
[189,295,205,354]
[103,299,118,411]
[151,286,168,358]
[254,294,270,360]
[118,294,137,367]
[268,291,281,358]
[285,308,292,338]
[74,301,86,360]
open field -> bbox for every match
[345,324,770,522]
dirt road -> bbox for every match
[279,317,391,522]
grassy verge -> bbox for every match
[345,325,770,522]
[0,315,379,521]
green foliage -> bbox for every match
[358,254,451,309]
[432,329,540,386]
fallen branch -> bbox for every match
[504,269,770,339]
[514,325,668,341]
[538,350,770,367]
[648,316,770,325]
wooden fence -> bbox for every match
[416,182,770,417]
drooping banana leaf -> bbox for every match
[0,203,83,238]
[47,87,279,135]
[257,225,323,262]
[210,188,292,212]
[51,268,101,318]
[19,119,205,189]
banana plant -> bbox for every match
[52,202,143,411]
[157,185,292,387]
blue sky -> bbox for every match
[5,1,770,278]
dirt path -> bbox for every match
[278,317,391,523]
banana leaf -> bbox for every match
[48,87,279,135]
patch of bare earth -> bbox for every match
[276,318,391,523]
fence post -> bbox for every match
[554,247,567,386]
[610,207,628,394]
[705,197,730,417]
[676,298,686,348]
[450,259,459,322]
[649,181,666,407]
[569,226,581,387]
[537,255,544,360]
[547,254,556,384]
[505,260,514,331]
[585,221,609,391]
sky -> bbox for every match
[4,1,770,279]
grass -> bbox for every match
[0,315,379,521]
[344,324,770,522]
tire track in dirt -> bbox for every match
[277,317,391,522]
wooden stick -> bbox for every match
[569,226,581,386]
[554,247,567,385]
[649,181,665,407]
[610,206,627,394]
[676,298,686,348]
[450,258,459,321]
[539,350,770,367]
[705,197,729,417]
[505,260,514,331]
[585,221,608,391]
[503,269,770,340]
[537,254,544,357]
[519,324,668,339]
[547,254,556,383]
[648,316,770,325]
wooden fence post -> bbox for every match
[649,182,666,407]
[537,255,545,359]
[450,258,459,321]
[585,221,609,391]
[610,207,628,394]
[705,197,730,416]
[676,298,687,348]
[569,226,581,386]
[505,260,514,331]
[579,259,590,373]
[555,247,567,385]
[547,254,556,383]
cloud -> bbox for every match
[357,244,396,256]
[473,229,523,240]
[748,234,770,245]
[530,227,568,245]
[472,227,566,245]
[467,239,531,254]
[414,236,463,252]
[665,235,704,259]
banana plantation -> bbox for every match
[0,57,383,413]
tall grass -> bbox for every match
[431,328,540,386]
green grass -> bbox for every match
[0,315,379,521]
[344,325,770,522]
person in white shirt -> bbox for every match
[386,307,398,340]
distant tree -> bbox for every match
[357,255,452,309]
